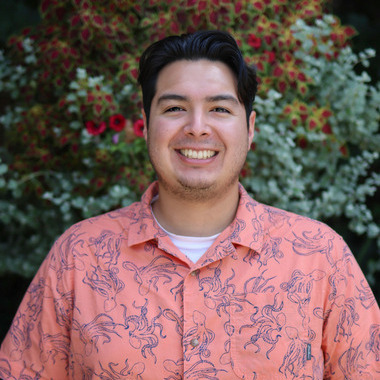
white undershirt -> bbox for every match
[151,205,219,263]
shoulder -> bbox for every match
[60,200,142,240]
[45,201,142,267]
[239,187,349,266]
[262,202,337,236]
[240,186,340,241]
[58,182,159,244]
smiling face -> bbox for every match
[143,59,255,202]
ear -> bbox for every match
[247,110,255,149]
[142,108,148,141]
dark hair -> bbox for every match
[138,30,258,126]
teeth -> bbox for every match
[180,149,216,159]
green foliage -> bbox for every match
[0,0,379,284]
[0,0,40,48]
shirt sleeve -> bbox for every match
[0,229,75,379]
[321,236,380,378]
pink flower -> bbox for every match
[133,119,145,137]
[85,120,107,136]
[109,114,126,132]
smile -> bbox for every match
[179,149,216,159]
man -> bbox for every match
[0,30,379,379]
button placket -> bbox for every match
[183,267,202,375]
[190,269,199,277]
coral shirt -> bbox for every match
[1,182,379,379]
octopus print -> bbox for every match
[239,293,286,359]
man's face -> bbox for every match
[143,59,255,202]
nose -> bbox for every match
[183,110,211,137]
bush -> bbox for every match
[0,0,379,287]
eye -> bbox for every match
[165,106,184,112]
[212,107,230,113]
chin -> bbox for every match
[178,178,237,202]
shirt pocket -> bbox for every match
[228,292,319,380]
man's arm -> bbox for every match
[321,239,380,378]
[0,231,74,379]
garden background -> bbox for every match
[0,0,379,341]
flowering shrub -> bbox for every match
[0,0,379,286]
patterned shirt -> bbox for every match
[1,182,379,379]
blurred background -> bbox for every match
[0,0,379,341]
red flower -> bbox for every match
[248,34,261,49]
[93,15,103,26]
[86,120,107,136]
[71,15,81,27]
[131,68,138,79]
[198,0,207,11]
[321,110,332,118]
[344,26,356,37]
[50,50,59,60]
[264,50,276,63]
[322,124,333,134]
[109,114,126,132]
[299,104,307,112]
[235,1,242,13]
[87,92,95,102]
[133,119,145,137]
[298,137,308,149]
[253,1,264,11]
[255,61,264,71]
[241,13,249,23]
[209,11,218,24]
[41,0,50,13]
[278,81,287,92]
[339,145,348,156]
[129,14,137,25]
[273,66,283,77]
[192,14,201,26]
[297,72,307,82]
[308,119,317,130]
[299,85,307,95]
[283,52,292,62]
[171,22,179,34]
[81,29,91,42]
[263,35,272,45]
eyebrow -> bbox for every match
[156,94,187,105]
[156,93,240,105]
[205,94,240,105]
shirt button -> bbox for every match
[190,338,199,347]
[190,270,199,277]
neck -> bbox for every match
[152,183,240,237]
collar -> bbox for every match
[127,182,265,256]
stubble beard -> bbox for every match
[157,172,222,202]
[147,137,248,202]
[150,157,246,203]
